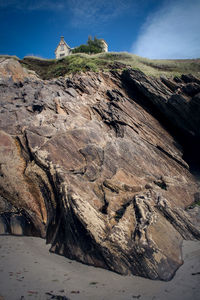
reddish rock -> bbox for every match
[0,59,200,280]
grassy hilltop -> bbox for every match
[2,52,200,80]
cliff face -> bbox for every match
[0,58,200,281]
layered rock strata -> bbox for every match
[0,58,200,280]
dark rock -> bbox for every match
[181,74,200,84]
[32,104,44,113]
[10,214,25,235]
[174,76,183,83]
[160,76,179,92]
[122,68,200,168]
[182,83,200,97]
[0,215,9,234]
[45,292,70,300]
[0,211,42,236]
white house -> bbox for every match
[55,36,108,59]
[99,39,108,52]
[55,36,72,59]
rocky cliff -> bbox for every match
[0,57,200,281]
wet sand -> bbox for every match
[0,236,200,300]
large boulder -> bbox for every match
[0,58,200,280]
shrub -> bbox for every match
[72,36,105,55]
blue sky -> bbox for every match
[0,0,199,59]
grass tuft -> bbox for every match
[0,55,20,61]
[20,52,200,79]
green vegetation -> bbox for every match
[20,52,200,80]
[0,55,20,61]
[72,36,105,54]
[97,52,200,77]
[21,54,103,79]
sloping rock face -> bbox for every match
[0,58,200,280]
[122,70,200,167]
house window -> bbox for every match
[60,44,64,51]
[60,53,65,57]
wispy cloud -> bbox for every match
[132,0,200,59]
[0,0,131,17]
[0,0,132,25]
[68,0,132,27]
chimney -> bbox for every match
[61,36,64,41]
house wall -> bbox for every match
[100,40,108,52]
[55,44,71,59]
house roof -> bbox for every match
[54,37,71,53]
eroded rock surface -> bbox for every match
[0,58,200,280]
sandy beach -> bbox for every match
[0,236,200,300]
